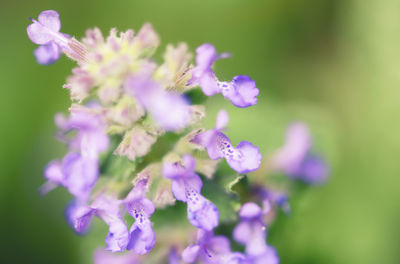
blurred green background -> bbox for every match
[1,0,400,263]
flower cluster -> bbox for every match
[28,10,329,264]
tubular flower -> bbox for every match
[192,110,261,174]
[189,43,259,107]
[162,155,219,231]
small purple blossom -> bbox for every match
[233,203,279,264]
[271,122,328,184]
[44,152,98,201]
[162,155,219,231]
[27,10,88,64]
[67,196,130,252]
[182,229,246,264]
[124,179,156,255]
[253,187,291,215]
[192,110,261,174]
[189,43,259,108]
[125,74,190,131]
[27,10,65,64]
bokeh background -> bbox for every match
[1,0,400,263]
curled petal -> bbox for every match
[34,42,61,65]
[127,221,156,254]
[221,75,259,108]
[105,218,130,252]
[187,196,219,231]
[226,141,262,174]
[182,245,201,263]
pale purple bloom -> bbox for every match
[27,10,88,64]
[162,155,219,231]
[218,75,259,108]
[189,43,259,107]
[168,247,181,264]
[27,10,65,64]
[253,187,291,215]
[124,179,156,255]
[55,110,109,158]
[271,122,328,184]
[192,110,261,174]
[233,203,279,264]
[94,249,141,264]
[125,74,190,131]
[33,42,61,64]
[44,152,98,201]
[67,196,130,252]
[182,229,246,264]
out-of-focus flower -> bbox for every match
[67,196,129,252]
[192,110,261,174]
[162,155,219,231]
[124,179,156,255]
[94,248,141,264]
[44,152,98,201]
[270,122,329,184]
[233,203,279,264]
[125,74,190,131]
[182,229,246,264]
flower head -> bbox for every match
[192,110,261,174]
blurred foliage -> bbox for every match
[1,0,400,263]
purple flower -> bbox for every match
[44,152,98,201]
[27,10,65,64]
[94,249,141,264]
[192,110,261,174]
[67,196,130,252]
[124,179,156,255]
[233,203,279,264]
[253,187,291,215]
[27,10,88,64]
[56,110,109,158]
[125,74,190,131]
[189,43,259,108]
[271,122,328,184]
[218,75,259,108]
[182,229,246,264]
[162,155,219,231]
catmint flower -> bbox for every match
[44,152,98,201]
[192,110,261,174]
[189,43,259,108]
[182,229,245,264]
[124,179,156,255]
[68,196,130,252]
[162,155,219,231]
[94,249,141,264]
[233,203,279,264]
[271,122,328,184]
[56,109,109,158]
[253,187,291,215]
[125,74,190,131]
[27,10,87,64]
